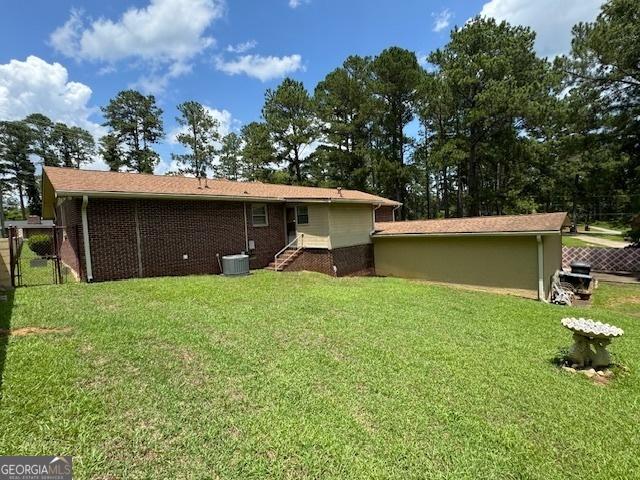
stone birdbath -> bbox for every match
[561,317,624,368]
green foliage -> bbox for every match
[560,0,640,216]
[314,56,375,191]
[0,120,38,217]
[24,113,58,166]
[240,122,277,182]
[263,78,318,183]
[101,90,164,173]
[50,123,95,169]
[98,133,123,171]
[424,17,556,217]
[27,233,52,256]
[371,47,421,215]
[215,132,242,180]
[172,101,220,177]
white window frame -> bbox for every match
[296,205,309,225]
[251,204,269,227]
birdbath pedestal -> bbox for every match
[561,317,623,368]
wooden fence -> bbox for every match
[0,239,11,290]
[563,247,640,272]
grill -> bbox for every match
[570,261,591,276]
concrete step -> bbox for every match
[268,248,303,271]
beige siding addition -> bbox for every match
[296,204,331,248]
[0,238,12,290]
[373,235,541,299]
[329,204,374,249]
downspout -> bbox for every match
[371,204,381,235]
[536,234,546,302]
[243,202,249,253]
[392,205,401,221]
[81,195,93,282]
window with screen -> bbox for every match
[296,206,309,225]
[251,204,268,226]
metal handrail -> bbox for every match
[274,233,304,271]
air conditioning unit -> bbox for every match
[221,254,250,276]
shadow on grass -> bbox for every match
[0,291,15,399]
[549,347,571,367]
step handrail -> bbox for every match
[274,233,304,271]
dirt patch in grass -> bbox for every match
[609,295,640,307]
[600,293,640,317]
[0,326,71,337]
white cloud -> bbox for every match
[479,0,603,57]
[226,40,257,54]
[132,62,193,95]
[432,9,452,33]
[215,54,303,82]
[288,0,310,8]
[51,0,223,63]
[0,56,104,139]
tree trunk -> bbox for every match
[18,182,26,219]
[456,164,464,217]
[468,142,480,217]
[443,165,450,218]
[293,147,302,183]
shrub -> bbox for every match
[27,234,53,256]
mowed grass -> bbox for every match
[0,272,638,479]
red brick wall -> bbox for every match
[88,199,140,281]
[247,203,286,268]
[375,206,395,222]
[56,198,84,279]
[285,248,335,275]
[332,244,374,276]
[83,198,285,282]
[284,244,374,277]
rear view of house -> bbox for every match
[41,167,400,282]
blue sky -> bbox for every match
[0,0,603,173]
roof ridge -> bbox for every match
[43,166,382,196]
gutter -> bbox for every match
[81,195,93,282]
[54,190,400,208]
[371,204,382,235]
[372,231,561,239]
[392,205,401,221]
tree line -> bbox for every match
[0,0,637,224]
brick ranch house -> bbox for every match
[41,167,400,282]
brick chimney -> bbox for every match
[27,215,41,224]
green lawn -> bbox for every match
[0,272,638,479]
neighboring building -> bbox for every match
[371,213,568,300]
[5,217,55,238]
[41,167,400,282]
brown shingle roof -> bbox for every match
[373,212,568,236]
[42,167,399,206]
